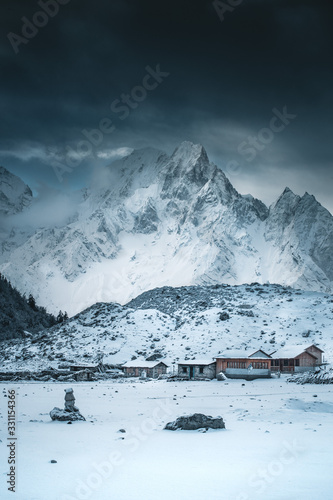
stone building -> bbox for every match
[177,360,216,380]
[122,360,168,378]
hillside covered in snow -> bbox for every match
[0,142,332,316]
[1,283,332,371]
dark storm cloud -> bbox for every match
[0,0,332,211]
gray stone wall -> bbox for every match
[178,363,216,379]
[225,368,271,379]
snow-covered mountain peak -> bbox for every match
[300,191,320,208]
[117,146,166,173]
[0,142,332,315]
[161,142,222,202]
[171,141,208,165]
[270,186,300,211]
[0,166,33,215]
[107,146,168,193]
[282,186,294,195]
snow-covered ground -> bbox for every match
[1,377,332,500]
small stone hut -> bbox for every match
[122,360,168,378]
[178,360,216,380]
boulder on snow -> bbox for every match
[164,413,225,431]
[50,407,86,421]
[219,312,230,321]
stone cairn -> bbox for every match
[50,388,85,421]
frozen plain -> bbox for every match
[0,377,332,500]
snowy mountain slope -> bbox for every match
[264,188,333,290]
[0,166,32,215]
[0,166,35,264]
[1,284,332,371]
[0,142,332,315]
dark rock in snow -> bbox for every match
[237,309,254,317]
[165,413,225,431]
[50,407,85,421]
[146,352,163,361]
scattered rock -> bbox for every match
[237,309,254,317]
[146,353,163,361]
[50,460,57,463]
[288,369,333,384]
[165,413,225,431]
[302,330,311,338]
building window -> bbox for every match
[182,367,187,374]
[199,367,204,374]
[295,359,300,366]
[283,359,289,366]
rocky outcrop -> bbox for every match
[164,413,225,431]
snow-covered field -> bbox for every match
[1,377,332,500]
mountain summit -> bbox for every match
[0,142,332,315]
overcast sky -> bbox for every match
[0,0,332,213]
